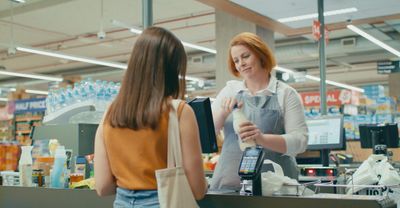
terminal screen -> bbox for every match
[306,116,344,150]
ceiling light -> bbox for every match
[275,66,294,73]
[0,70,62,82]
[10,0,25,3]
[347,25,400,57]
[275,66,364,92]
[304,75,364,92]
[278,7,358,23]
[25,89,48,95]
[8,87,48,95]
[112,20,217,54]
[17,45,203,83]
[16,46,127,69]
[181,42,216,54]
[184,76,203,82]
[130,28,143,35]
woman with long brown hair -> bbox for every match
[94,27,207,207]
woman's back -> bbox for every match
[94,27,207,205]
[103,110,169,190]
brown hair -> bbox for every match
[106,27,187,130]
[227,32,276,77]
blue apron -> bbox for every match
[210,81,299,190]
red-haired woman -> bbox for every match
[210,32,308,191]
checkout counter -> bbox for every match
[0,139,395,208]
[0,186,395,208]
[1,119,395,208]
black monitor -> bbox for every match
[306,115,344,166]
[359,123,399,149]
[187,97,218,153]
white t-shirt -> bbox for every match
[212,75,308,157]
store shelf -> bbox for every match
[16,130,32,135]
[15,116,43,122]
[14,110,44,145]
[0,118,14,141]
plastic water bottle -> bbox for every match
[51,146,67,188]
[52,89,61,111]
[232,108,256,151]
[72,83,82,103]
[65,85,74,105]
[110,88,118,101]
[104,82,114,103]
[80,85,88,101]
[115,82,121,92]
[46,91,53,115]
[96,82,106,111]
[19,146,33,187]
[87,85,96,102]
[94,79,102,92]
[58,88,67,109]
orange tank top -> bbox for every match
[103,102,184,190]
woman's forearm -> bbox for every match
[256,134,287,154]
[213,110,228,133]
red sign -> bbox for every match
[300,90,352,107]
[312,20,329,44]
[312,20,321,40]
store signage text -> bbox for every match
[377,61,400,74]
[15,98,46,113]
[300,90,352,107]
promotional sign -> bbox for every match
[312,20,329,44]
[300,90,352,107]
[377,61,400,74]
[14,98,46,113]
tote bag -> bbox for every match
[155,99,199,208]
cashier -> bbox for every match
[210,32,308,190]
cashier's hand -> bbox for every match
[238,121,263,144]
[220,97,243,118]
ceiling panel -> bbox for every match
[0,0,398,95]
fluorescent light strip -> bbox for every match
[130,28,143,34]
[304,74,364,92]
[11,0,26,3]
[181,41,216,54]
[304,74,321,82]
[112,20,217,54]
[16,46,127,69]
[25,89,48,95]
[275,66,294,73]
[17,45,202,83]
[0,70,62,82]
[8,88,48,95]
[278,7,358,23]
[275,66,364,92]
[347,25,400,57]
[183,75,203,82]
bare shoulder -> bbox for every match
[180,102,196,118]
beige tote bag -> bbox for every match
[155,99,199,208]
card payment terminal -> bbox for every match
[238,146,265,196]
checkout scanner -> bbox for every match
[238,146,280,196]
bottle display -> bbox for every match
[232,108,256,151]
[45,78,120,115]
[50,146,67,188]
[19,145,33,187]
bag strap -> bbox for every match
[167,99,184,168]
